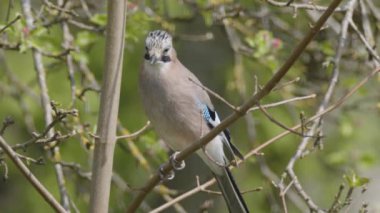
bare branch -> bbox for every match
[257,103,314,138]
[349,20,380,65]
[0,158,9,180]
[248,94,316,112]
[0,14,21,34]
[328,184,345,212]
[266,0,347,12]
[0,136,66,212]
[188,77,237,111]
[43,0,78,17]
[116,121,151,140]
[57,0,77,106]
[0,116,15,135]
[89,1,127,212]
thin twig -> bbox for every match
[15,153,44,165]
[0,136,66,212]
[266,0,347,12]
[150,179,217,213]
[272,77,301,91]
[58,0,76,106]
[39,48,73,59]
[11,106,77,151]
[117,122,153,173]
[248,94,316,112]
[116,121,151,140]
[0,117,15,135]
[79,0,92,18]
[349,20,380,64]
[257,103,314,138]
[0,14,21,34]
[43,0,78,17]
[0,41,20,50]
[328,184,345,212]
[188,77,237,111]
[0,159,9,180]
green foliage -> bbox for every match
[125,11,152,43]
[161,0,193,19]
[245,30,283,70]
[344,171,369,188]
[90,13,107,26]
[27,27,61,53]
[75,31,98,47]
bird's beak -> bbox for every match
[149,55,159,64]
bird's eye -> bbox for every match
[145,46,148,51]
[163,48,169,53]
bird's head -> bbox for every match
[144,30,174,65]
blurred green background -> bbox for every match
[0,0,379,212]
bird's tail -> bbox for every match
[214,168,249,213]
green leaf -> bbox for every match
[340,121,353,137]
[326,151,348,165]
[163,0,193,19]
[196,0,209,7]
[320,41,335,56]
[90,14,107,26]
[125,11,152,44]
[359,152,377,168]
[75,31,98,47]
[344,171,370,187]
[245,30,282,59]
[71,51,89,64]
[26,26,61,54]
[201,11,213,26]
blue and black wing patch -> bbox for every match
[202,105,217,129]
[201,105,244,161]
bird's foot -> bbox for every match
[159,165,175,181]
[170,152,185,170]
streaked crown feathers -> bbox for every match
[145,30,173,50]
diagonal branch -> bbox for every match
[0,14,21,34]
[0,136,66,212]
[126,0,344,211]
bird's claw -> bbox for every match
[159,165,175,181]
[170,152,185,170]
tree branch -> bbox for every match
[88,0,127,212]
[0,136,66,212]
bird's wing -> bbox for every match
[177,62,244,163]
[199,102,244,163]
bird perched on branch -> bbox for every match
[139,30,249,212]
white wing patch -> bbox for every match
[198,102,243,164]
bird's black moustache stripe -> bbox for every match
[161,55,171,62]
[144,53,150,60]
[144,54,171,63]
